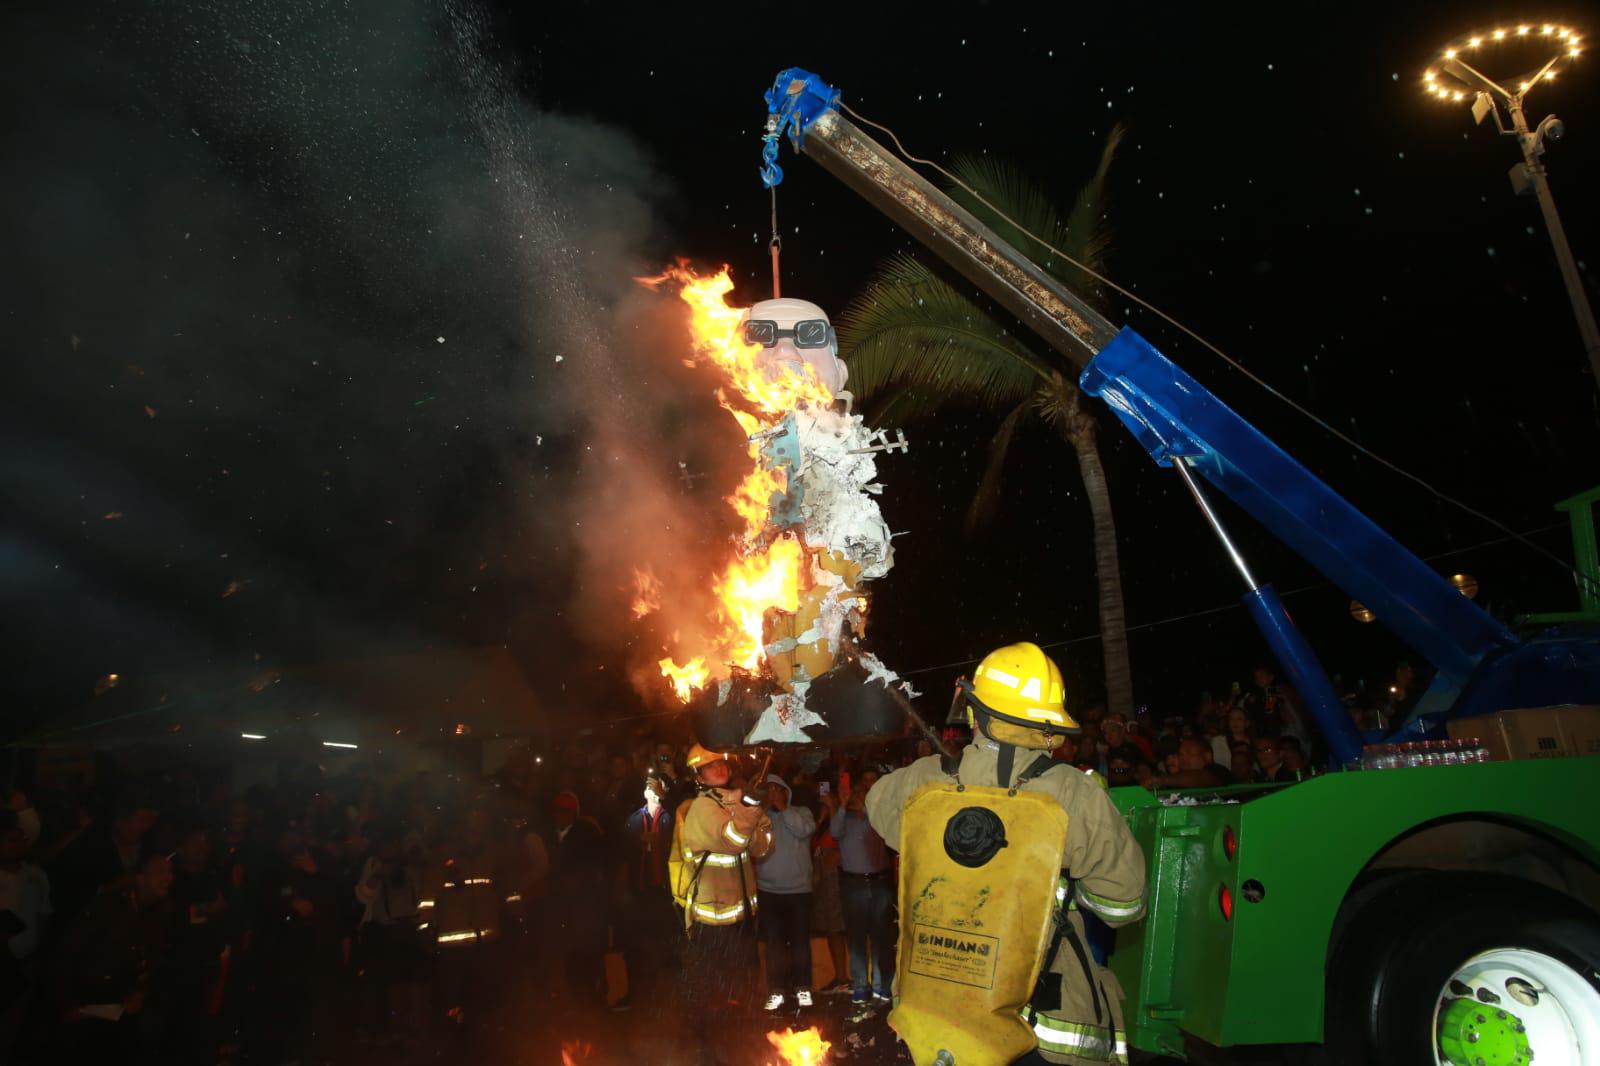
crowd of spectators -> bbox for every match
[0,656,1423,1063]
[0,732,917,1064]
[1045,657,1430,790]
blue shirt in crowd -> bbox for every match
[829,805,891,874]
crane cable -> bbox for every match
[769,185,783,299]
[835,99,1593,597]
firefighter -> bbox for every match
[423,806,505,1033]
[866,643,1147,1066]
[669,743,774,1066]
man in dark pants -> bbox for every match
[161,825,228,1064]
[828,769,895,1003]
[755,773,816,1012]
[255,825,341,1063]
[48,852,174,1065]
[549,791,608,1007]
[614,775,678,1011]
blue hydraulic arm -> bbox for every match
[1079,330,1521,728]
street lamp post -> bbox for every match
[1423,24,1600,390]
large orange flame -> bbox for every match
[559,1040,592,1066]
[767,1026,832,1066]
[636,262,836,702]
[716,533,805,670]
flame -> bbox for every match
[634,262,835,702]
[631,568,663,619]
[638,261,835,417]
[560,1041,592,1066]
[717,533,804,669]
[767,1026,832,1066]
[659,656,710,701]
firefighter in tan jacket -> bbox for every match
[867,643,1147,1066]
[670,743,774,1066]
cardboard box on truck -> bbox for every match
[1447,705,1600,761]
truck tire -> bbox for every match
[1326,876,1600,1065]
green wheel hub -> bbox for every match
[1437,997,1534,1066]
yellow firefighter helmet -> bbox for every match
[684,742,730,770]
[959,642,1079,746]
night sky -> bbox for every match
[5,0,1597,738]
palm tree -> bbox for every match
[837,125,1135,719]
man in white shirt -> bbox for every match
[755,774,816,1012]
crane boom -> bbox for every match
[797,107,1118,366]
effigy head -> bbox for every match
[743,297,849,397]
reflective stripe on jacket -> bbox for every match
[425,853,501,948]
[1032,1015,1130,1065]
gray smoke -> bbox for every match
[1,0,742,719]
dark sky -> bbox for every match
[5,0,1597,736]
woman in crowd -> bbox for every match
[810,788,851,995]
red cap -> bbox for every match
[552,791,580,811]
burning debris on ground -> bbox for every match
[769,1025,833,1065]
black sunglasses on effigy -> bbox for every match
[742,318,835,349]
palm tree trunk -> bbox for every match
[1057,384,1135,720]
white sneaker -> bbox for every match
[795,989,814,1008]
[764,992,786,1011]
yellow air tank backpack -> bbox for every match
[889,754,1070,1066]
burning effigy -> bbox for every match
[633,264,913,744]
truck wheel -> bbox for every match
[1353,885,1600,1066]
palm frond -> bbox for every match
[838,254,1052,414]
[1062,122,1126,280]
[858,386,949,429]
[946,155,1078,271]
[947,123,1125,289]
[964,396,1035,535]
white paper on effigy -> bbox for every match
[745,682,826,745]
[793,406,894,580]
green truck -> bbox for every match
[758,68,1600,1064]
[1111,756,1600,1062]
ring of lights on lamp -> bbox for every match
[1421,22,1582,101]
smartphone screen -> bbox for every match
[818,781,830,796]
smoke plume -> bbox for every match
[2,0,745,720]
